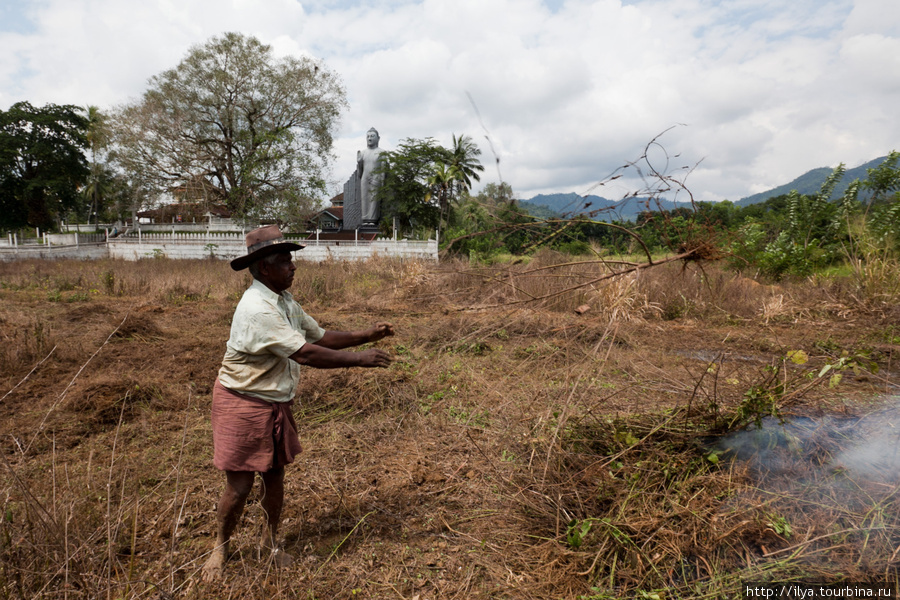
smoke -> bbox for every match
[718,416,845,477]
[716,400,900,485]
[832,406,900,483]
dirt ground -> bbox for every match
[1,257,899,599]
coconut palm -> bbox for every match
[83,106,109,225]
[426,161,461,229]
[447,134,484,195]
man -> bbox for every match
[202,225,393,581]
[357,127,385,223]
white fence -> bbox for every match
[0,244,108,262]
[107,232,438,262]
[0,232,106,247]
[46,233,107,245]
[0,231,438,262]
[60,223,115,233]
[59,218,242,234]
[131,222,244,233]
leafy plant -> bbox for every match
[766,512,793,538]
[101,269,116,294]
[566,518,593,549]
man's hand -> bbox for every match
[368,322,395,342]
[358,348,392,368]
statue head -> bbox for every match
[366,128,380,149]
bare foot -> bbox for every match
[201,547,226,582]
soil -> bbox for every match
[1,258,898,599]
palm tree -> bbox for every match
[447,134,484,196]
[426,161,460,229]
[83,106,109,226]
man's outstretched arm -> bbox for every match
[314,322,394,350]
[290,341,392,369]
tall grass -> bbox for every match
[844,226,900,308]
[0,251,865,322]
[410,253,798,324]
[0,256,431,308]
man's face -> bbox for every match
[366,131,378,148]
[260,252,295,293]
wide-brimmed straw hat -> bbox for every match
[230,225,305,271]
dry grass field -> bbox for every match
[2,253,899,599]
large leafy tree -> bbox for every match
[379,135,484,236]
[0,102,90,230]
[110,32,347,227]
[376,138,447,237]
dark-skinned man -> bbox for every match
[202,225,393,581]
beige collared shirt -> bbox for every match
[217,279,325,403]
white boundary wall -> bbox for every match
[108,235,437,262]
[0,244,108,262]
[0,232,438,262]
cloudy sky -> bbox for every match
[2,0,898,203]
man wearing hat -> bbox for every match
[202,225,393,581]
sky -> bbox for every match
[1,0,898,203]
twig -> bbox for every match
[590,408,685,474]
[106,389,130,600]
[169,388,191,594]
[465,251,696,311]
[465,429,501,480]
[763,527,888,558]
[0,344,57,403]
[25,312,130,454]
[313,511,374,578]
[0,451,61,535]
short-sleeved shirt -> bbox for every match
[217,279,325,403]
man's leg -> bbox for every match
[259,466,293,567]
[201,471,255,581]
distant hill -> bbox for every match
[519,193,680,221]
[737,156,890,206]
[518,155,894,218]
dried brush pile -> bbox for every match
[501,403,900,598]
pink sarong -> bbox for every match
[211,378,303,472]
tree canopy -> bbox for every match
[447,133,484,193]
[376,138,447,237]
[0,102,90,230]
[110,32,347,227]
[377,134,485,237]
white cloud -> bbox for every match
[839,34,900,92]
[1,0,897,203]
[843,0,900,36]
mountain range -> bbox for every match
[734,156,888,206]
[518,194,681,221]
[519,155,892,220]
